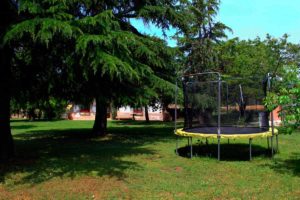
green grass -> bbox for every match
[1,120,300,199]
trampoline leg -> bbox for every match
[190,137,193,158]
[205,138,209,157]
[271,136,274,157]
[276,135,279,153]
[187,138,190,146]
[249,138,252,161]
[176,135,178,155]
[217,137,220,161]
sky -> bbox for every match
[131,0,300,46]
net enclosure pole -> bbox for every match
[271,110,275,156]
[217,74,221,161]
[175,79,178,155]
[270,73,274,155]
[268,73,275,157]
[226,83,229,114]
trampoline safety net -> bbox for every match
[181,73,270,134]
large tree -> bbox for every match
[0,0,18,161]
[217,35,298,78]
[4,0,189,137]
[178,0,230,73]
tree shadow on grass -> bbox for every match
[0,124,175,185]
[112,120,167,126]
[11,125,37,130]
[177,143,271,161]
[10,119,29,123]
[262,153,300,177]
[110,120,184,128]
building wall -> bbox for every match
[67,103,282,124]
[68,103,168,121]
[115,106,166,121]
[272,106,282,126]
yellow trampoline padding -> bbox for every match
[175,128,278,139]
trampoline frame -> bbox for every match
[174,72,279,160]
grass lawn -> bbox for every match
[1,120,300,199]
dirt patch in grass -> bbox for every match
[157,191,174,200]
[0,186,13,200]
[160,166,183,173]
[0,176,129,200]
[12,192,32,200]
[174,166,183,172]
[0,187,32,200]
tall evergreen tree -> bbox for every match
[178,0,230,73]
[0,0,18,161]
[4,0,189,136]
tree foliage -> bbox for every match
[265,66,300,134]
[5,0,189,134]
[218,35,300,133]
[178,0,231,73]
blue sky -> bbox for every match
[131,0,300,46]
[219,0,300,43]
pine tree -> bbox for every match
[5,0,189,136]
[178,0,230,73]
[0,0,18,161]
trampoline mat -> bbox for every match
[183,127,269,135]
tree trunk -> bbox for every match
[111,103,117,120]
[144,105,149,123]
[0,46,14,162]
[92,96,109,136]
[0,0,17,161]
[0,100,14,162]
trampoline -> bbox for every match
[176,127,278,139]
[174,72,279,160]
